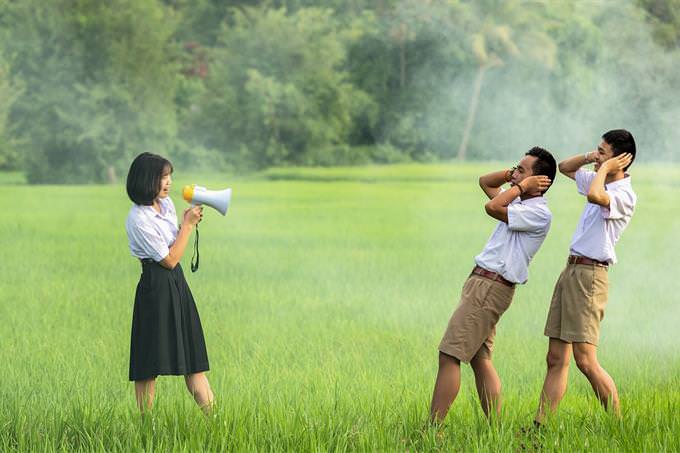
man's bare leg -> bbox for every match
[470,355,502,418]
[135,377,156,414]
[535,338,571,424]
[430,352,461,423]
[572,342,620,416]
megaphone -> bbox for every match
[182,185,232,215]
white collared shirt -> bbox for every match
[474,192,552,284]
[126,197,179,262]
[569,169,636,264]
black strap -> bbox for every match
[191,226,200,272]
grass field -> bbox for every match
[1,163,679,452]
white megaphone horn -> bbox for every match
[182,184,232,215]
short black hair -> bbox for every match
[126,152,173,205]
[602,129,636,171]
[526,146,556,194]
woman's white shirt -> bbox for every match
[126,197,179,262]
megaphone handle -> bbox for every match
[191,225,200,273]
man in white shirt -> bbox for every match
[534,129,637,425]
[430,147,556,422]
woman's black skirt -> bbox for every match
[129,259,209,381]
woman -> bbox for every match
[125,152,214,414]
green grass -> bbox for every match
[1,163,679,452]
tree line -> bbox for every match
[0,0,679,183]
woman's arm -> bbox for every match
[159,205,203,269]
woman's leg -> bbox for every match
[135,377,156,413]
[185,372,215,414]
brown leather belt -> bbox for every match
[567,255,609,267]
[471,265,515,288]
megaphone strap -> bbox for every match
[191,226,200,273]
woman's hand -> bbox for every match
[182,205,203,227]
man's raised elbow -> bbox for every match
[558,162,569,175]
[586,192,605,206]
[484,202,508,222]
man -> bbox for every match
[534,129,636,425]
[430,147,556,422]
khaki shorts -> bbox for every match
[439,275,515,362]
[544,263,609,345]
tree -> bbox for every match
[345,0,470,158]
[637,0,680,49]
[0,56,22,170]
[0,2,22,169]
[182,6,375,168]
[3,0,178,183]
[456,0,556,160]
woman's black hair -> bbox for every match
[126,152,173,205]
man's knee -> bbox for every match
[470,354,491,372]
[546,349,570,370]
[574,352,596,376]
[439,351,461,368]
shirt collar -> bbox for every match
[605,173,631,190]
[140,198,170,219]
[517,195,547,205]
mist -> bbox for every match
[407,0,680,163]
[1,0,679,182]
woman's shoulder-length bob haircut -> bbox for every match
[126,152,173,206]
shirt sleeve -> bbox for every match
[602,188,636,220]
[128,220,170,262]
[507,204,551,233]
[575,169,596,196]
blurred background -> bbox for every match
[1,0,679,184]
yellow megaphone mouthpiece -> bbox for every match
[182,184,195,203]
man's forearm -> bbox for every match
[587,166,610,206]
[488,184,523,209]
[559,152,593,174]
[484,184,524,223]
[479,170,510,189]
[479,169,512,200]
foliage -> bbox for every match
[1,0,178,183]
[0,52,22,170]
[637,0,680,48]
[180,6,376,169]
[2,0,680,182]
